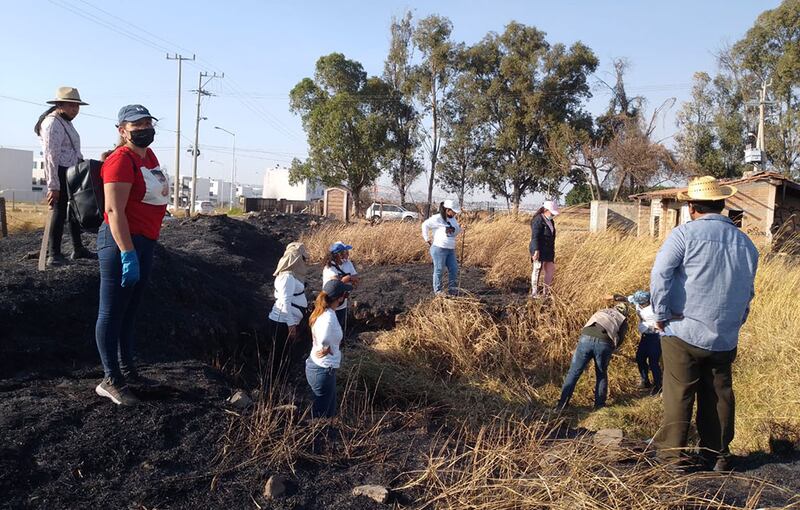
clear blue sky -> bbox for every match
[0,0,778,204]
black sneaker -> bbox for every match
[95,377,140,406]
[123,370,160,388]
[71,247,97,260]
[46,254,70,267]
[637,379,652,389]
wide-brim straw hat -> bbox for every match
[676,176,737,201]
[46,86,89,105]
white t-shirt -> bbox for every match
[636,303,659,334]
[268,273,307,326]
[322,259,357,311]
[308,308,343,368]
[421,215,461,249]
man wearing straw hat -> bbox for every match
[650,176,758,472]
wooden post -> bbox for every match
[0,197,7,238]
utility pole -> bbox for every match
[189,71,223,214]
[744,78,773,172]
[214,126,236,211]
[166,53,195,213]
[756,78,770,158]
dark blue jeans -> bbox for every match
[558,335,614,408]
[305,360,337,418]
[430,245,458,295]
[636,332,662,387]
[95,223,156,380]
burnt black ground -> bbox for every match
[1,213,799,509]
[0,214,503,509]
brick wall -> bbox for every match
[725,181,774,238]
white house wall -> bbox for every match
[262,168,323,201]
[0,148,40,202]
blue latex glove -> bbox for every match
[120,250,140,288]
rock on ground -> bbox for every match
[352,484,389,504]
[263,474,288,499]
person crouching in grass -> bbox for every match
[306,279,352,419]
[626,290,662,394]
[555,297,630,411]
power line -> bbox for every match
[47,0,174,54]
[49,0,305,143]
[0,93,191,142]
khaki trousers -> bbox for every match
[655,335,737,462]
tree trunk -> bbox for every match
[425,77,438,218]
[590,165,603,200]
[457,162,467,208]
[612,172,626,201]
[512,183,521,216]
[352,184,363,218]
[398,152,407,206]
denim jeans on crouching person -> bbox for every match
[636,332,662,387]
[305,360,337,418]
[430,245,458,295]
[557,335,615,409]
[95,223,156,380]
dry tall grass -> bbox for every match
[3,202,47,233]
[306,217,800,454]
[400,416,795,509]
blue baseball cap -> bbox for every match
[628,290,651,305]
[329,241,353,254]
[117,104,157,125]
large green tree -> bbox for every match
[289,53,391,215]
[675,71,747,178]
[733,0,800,176]
[383,11,423,206]
[413,14,459,216]
[461,22,598,213]
[437,81,485,206]
[677,1,800,178]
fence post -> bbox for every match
[0,197,7,238]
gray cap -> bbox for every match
[322,279,353,299]
[117,104,157,125]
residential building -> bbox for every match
[181,176,211,202]
[262,165,323,201]
[0,148,44,203]
[629,171,800,249]
[210,178,233,206]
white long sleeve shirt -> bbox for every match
[39,114,83,191]
[308,308,343,368]
[322,259,357,311]
[421,215,461,249]
[268,273,307,326]
[635,303,659,335]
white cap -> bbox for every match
[442,199,461,214]
[543,200,560,216]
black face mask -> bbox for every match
[129,128,155,148]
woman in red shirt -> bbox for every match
[94,105,169,406]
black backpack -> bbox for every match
[66,159,105,232]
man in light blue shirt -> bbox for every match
[650,176,758,472]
